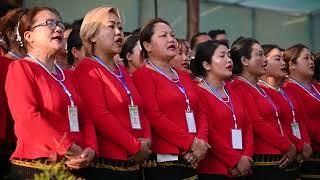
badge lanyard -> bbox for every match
[8,51,21,59]
[28,54,75,107]
[148,60,191,112]
[148,60,196,133]
[92,55,135,106]
[92,55,141,129]
[203,80,238,129]
[204,79,242,149]
[289,78,320,102]
[28,54,79,132]
[259,80,297,124]
[259,80,302,139]
[279,88,302,139]
[278,88,297,123]
[238,76,284,136]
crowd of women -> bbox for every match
[0,5,320,180]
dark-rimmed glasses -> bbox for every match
[32,20,65,31]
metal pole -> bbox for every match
[187,0,199,40]
[155,0,158,18]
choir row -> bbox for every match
[0,5,319,180]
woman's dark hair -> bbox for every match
[119,34,139,67]
[176,38,189,53]
[230,38,259,74]
[191,41,226,76]
[67,27,82,65]
[231,36,245,48]
[63,23,73,31]
[17,7,61,50]
[261,44,281,56]
[0,8,28,51]
[139,18,171,58]
[71,18,83,28]
[314,52,320,81]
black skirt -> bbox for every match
[0,143,15,179]
[300,152,320,180]
[247,154,299,180]
[143,153,198,180]
[88,158,140,180]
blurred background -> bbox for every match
[1,0,320,52]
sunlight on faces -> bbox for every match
[204,44,232,80]
[265,48,287,79]
[291,48,315,78]
[144,22,177,61]
[244,43,267,77]
[25,10,64,54]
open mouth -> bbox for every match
[310,65,315,70]
[115,38,123,45]
[261,63,268,70]
[182,62,189,68]
[280,67,287,72]
[226,64,233,71]
[51,35,62,42]
[167,44,176,51]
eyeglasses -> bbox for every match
[32,20,65,31]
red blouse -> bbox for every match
[196,84,253,176]
[75,58,151,160]
[282,81,320,151]
[229,79,291,155]
[132,66,208,155]
[5,59,97,159]
[0,56,15,145]
[258,83,310,152]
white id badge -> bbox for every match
[128,105,141,130]
[157,154,179,162]
[68,105,79,132]
[291,122,301,139]
[185,111,197,133]
[231,129,243,150]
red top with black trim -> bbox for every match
[132,66,208,155]
[282,81,320,151]
[229,79,291,155]
[75,58,151,160]
[258,82,310,152]
[196,84,253,176]
[0,56,15,145]
[5,59,97,159]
